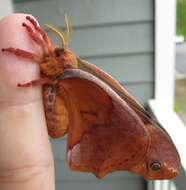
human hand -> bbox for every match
[0,14,55,190]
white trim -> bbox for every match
[154,0,176,109]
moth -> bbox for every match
[2,16,180,180]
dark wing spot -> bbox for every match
[150,162,161,171]
[55,48,64,57]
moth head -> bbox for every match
[40,15,78,77]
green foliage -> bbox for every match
[177,0,186,37]
[174,101,182,113]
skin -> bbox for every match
[0,14,55,190]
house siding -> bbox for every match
[14,0,154,189]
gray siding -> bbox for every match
[14,0,154,189]
[14,0,153,26]
[13,0,154,105]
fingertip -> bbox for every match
[0,13,42,106]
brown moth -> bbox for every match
[2,15,180,180]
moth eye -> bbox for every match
[149,162,161,171]
[55,48,63,57]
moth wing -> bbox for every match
[78,58,180,179]
[43,86,69,138]
[78,58,152,123]
[58,69,149,178]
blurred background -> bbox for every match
[0,0,186,190]
[175,0,186,125]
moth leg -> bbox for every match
[22,22,46,53]
[2,16,55,61]
[17,78,57,87]
[25,16,54,55]
[17,78,49,87]
[2,48,41,62]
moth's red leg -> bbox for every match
[22,22,48,54]
[2,16,55,61]
[17,78,57,88]
[1,48,41,62]
[25,16,49,45]
[17,78,49,87]
[25,16,54,54]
